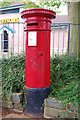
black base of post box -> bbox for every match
[24,87,50,118]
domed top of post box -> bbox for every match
[21,8,56,19]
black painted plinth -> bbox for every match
[24,87,50,118]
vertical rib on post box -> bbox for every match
[21,8,56,118]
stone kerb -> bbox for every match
[44,97,78,118]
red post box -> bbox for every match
[21,8,56,118]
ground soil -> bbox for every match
[1,107,45,119]
[1,107,26,118]
[2,107,14,117]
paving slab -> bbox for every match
[3,113,27,118]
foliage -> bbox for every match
[50,55,80,105]
[2,54,79,106]
[2,54,25,99]
[24,0,61,12]
[0,0,62,12]
[38,0,61,9]
[0,0,12,8]
[24,0,39,9]
[0,0,25,8]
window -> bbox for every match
[2,8,19,14]
[1,30,8,52]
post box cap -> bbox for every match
[21,8,56,19]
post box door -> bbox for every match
[25,30,50,88]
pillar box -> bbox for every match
[21,8,56,118]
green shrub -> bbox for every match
[2,54,25,99]
[50,55,80,105]
[1,54,79,105]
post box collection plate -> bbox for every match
[28,31,37,46]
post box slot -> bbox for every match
[27,23,39,26]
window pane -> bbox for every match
[4,41,8,52]
[2,8,19,14]
[4,31,8,40]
